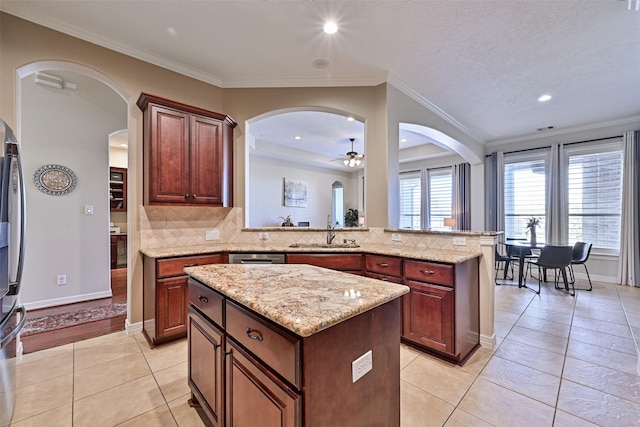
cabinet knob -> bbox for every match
[198,296,209,304]
[378,263,389,268]
[193,194,197,198]
[245,327,264,342]
[419,269,435,275]
[185,194,189,198]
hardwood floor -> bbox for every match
[21,267,127,354]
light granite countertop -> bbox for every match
[185,264,409,338]
[140,243,481,264]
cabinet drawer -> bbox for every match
[404,259,453,287]
[157,254,224,278]
[225,300,300,389]
[287,253,363,271]
[188,279,224,327]
[365,254,402,277]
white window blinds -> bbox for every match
[428,168,452,229]
[504,155,547,240]
[567,146,623,250]
[399,171,421,230]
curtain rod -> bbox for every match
[485,135,623,158]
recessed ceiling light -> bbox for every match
[167,27,177,36]
[400,138,407,143]
[294,136,302,141]
[323,21,338,34]
[538,94,552,102]
[346,116,355,122]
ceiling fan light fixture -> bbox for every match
[343,159,349,166]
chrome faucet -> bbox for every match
[326,215,336,244]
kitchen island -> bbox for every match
[184,263,409,427]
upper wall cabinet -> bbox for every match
[137,93,237,206]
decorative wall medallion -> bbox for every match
[33,164,78,196]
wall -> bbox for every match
[249,155,360,227]
[20,71,126,308]
[1,13,225,326]
[386,84,486,230]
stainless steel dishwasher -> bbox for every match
[228,253,286,264]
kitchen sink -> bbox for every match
[288,243,360,248]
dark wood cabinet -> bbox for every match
[188,277,401,427]
[286,253,363,275]
[137,93,236,206]
[402,258,479,364]
[188,306,225,426]
[143,253,226,346]
[364,254,403,283]
[109,167,127,211]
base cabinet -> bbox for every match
[225,339,301,427]
[143,253,226,346]
[188,278,401,427]
[188,307,224,426]
[401,258,479,364]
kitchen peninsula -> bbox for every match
[184,263,409,427]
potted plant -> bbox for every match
[344,209,359,228]
[525,216,541,246]
[279,215,294,227]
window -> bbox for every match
[399,171,421,229]
[504,154,547,241]
[566,145,623,250]
[399,167,452,230]
[427,168,453,229]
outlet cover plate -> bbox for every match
[352,350,373,383]
[391,233,402,242]
[452,237,467,246]
[206,229,220,241]
[57,274,67,285]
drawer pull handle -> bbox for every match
[420,270,435,275]
[246,328,263,342]
[378,263,389,268]
[381,277,389,281]
[184,263,198,267]
[198,296,209,303]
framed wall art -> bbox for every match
[283,178,307,207]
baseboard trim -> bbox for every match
[126,320,143,335]
[480,333,496,350]
[23,291,114,310]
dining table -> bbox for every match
[506,240,544,287]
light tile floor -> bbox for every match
[7,279,640,426]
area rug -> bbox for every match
[21,302,127,336]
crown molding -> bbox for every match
[387,74,486,146]
[1,5,224,87]
[486,115,640,147]
[220,75,387,89]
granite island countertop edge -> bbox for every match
[185,264,409,338]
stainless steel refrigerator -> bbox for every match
[0,118,27,425]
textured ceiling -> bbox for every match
[3,1,639,151]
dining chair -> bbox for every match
[524,245,574,295]
[495,243,515,285]
[569,241,593,291]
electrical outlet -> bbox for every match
[206,229,220,241]
[57,274,67,285]
[453,237,467,246]
[352,350,373,383]
[391,233,401,242]
[259,232,269,240]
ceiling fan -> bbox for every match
[340,138,364,167]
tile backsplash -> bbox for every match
[139,206,485,252]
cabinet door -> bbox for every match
[225,338,301,427]
[189,307,224,426]
[148,104,190,203]
[157,276,188,340]
[190,114,224,205]
[402,279,454,355]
